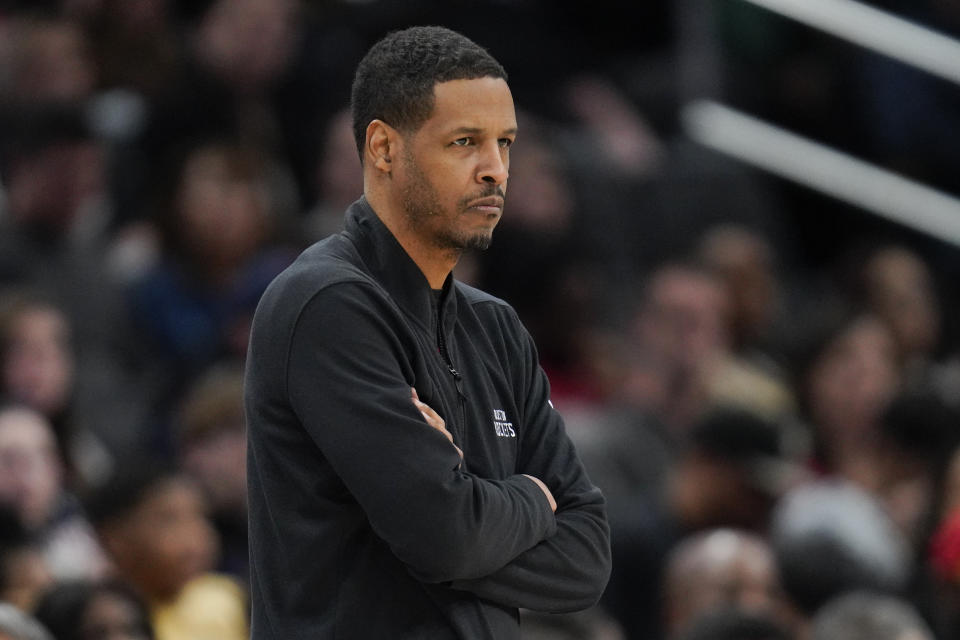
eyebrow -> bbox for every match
[449,126,518,137]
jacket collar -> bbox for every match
[343,197,457,333]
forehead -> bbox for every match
[422,77,516,134]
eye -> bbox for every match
[498,138,514,149]
[452,137,471,147]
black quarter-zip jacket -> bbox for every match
[245,197,611,639]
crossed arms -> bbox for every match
[287,284,611,611]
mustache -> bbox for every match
[463,185,505,203]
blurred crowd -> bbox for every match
[0,0,959,639]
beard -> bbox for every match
[399,152,499,252]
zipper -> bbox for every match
[436,311,467,436]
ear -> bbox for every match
[365,119,396,174]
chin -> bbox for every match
[466,233,493,251]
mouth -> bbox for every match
[465,196,504,214]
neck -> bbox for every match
[365,187,458,289]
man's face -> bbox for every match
[395,77,516,253]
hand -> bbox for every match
[523,474,557,513]
[412,388,463,463]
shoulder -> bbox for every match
[455,280,512,314]
[454,280,530,346]
[249,235,394,354]
[270,235,364,294]
[258,236,378,314]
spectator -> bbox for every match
[174,363,248,584]
[604,405,806,639]
[0,115,147,463]
[0,293,73,439]
[0,289,115,486]
[663,528,797,638]
[873,389,959,545]
[621,263,733,433]
[670,406,807,534]
[86,461,247,640]
[0,403,108,581]
[798,311,902,485]
[621,263,794,436]
[0,13,97,107]
[771,480,912,617]
[696,224,789,365]
[34,578,154,640]
[142,0,344,203]
[127,140,296,421]
[809,591,934,640]
[858,246,943,381]
[70,0,179,100]
[0,106,109,261]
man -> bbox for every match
[245,26,611,639]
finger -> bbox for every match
[413,401,448,433]
[411,387,419,401]
[413,399,444,426]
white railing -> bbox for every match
[681,0,960,245]
[744,0,960,86]
[682,101,960,246]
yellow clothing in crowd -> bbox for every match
[152,574,248,640]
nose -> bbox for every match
[477,142,509,185]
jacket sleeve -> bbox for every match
[450,320,612,612]
[285,283,557,584]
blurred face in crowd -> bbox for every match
[391,77,516,254]
[11,19,96,103]
[665,529,791,635]
[806,315,900,444]
[636,266,732,370]
[1,304,74,417]
[5,141,106,233]
[101,477,217,602]
[196,0,299,93]
[864,247,940,360]
[174,146,269,272]
[79,589,152,640]
[699,225,779,346]
[0,407,62,530]
[182,427,247,514]
[669,451,773,531]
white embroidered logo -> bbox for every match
[493,409,516,438]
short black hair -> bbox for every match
[84,459,183,528]
[350,26,507,160]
